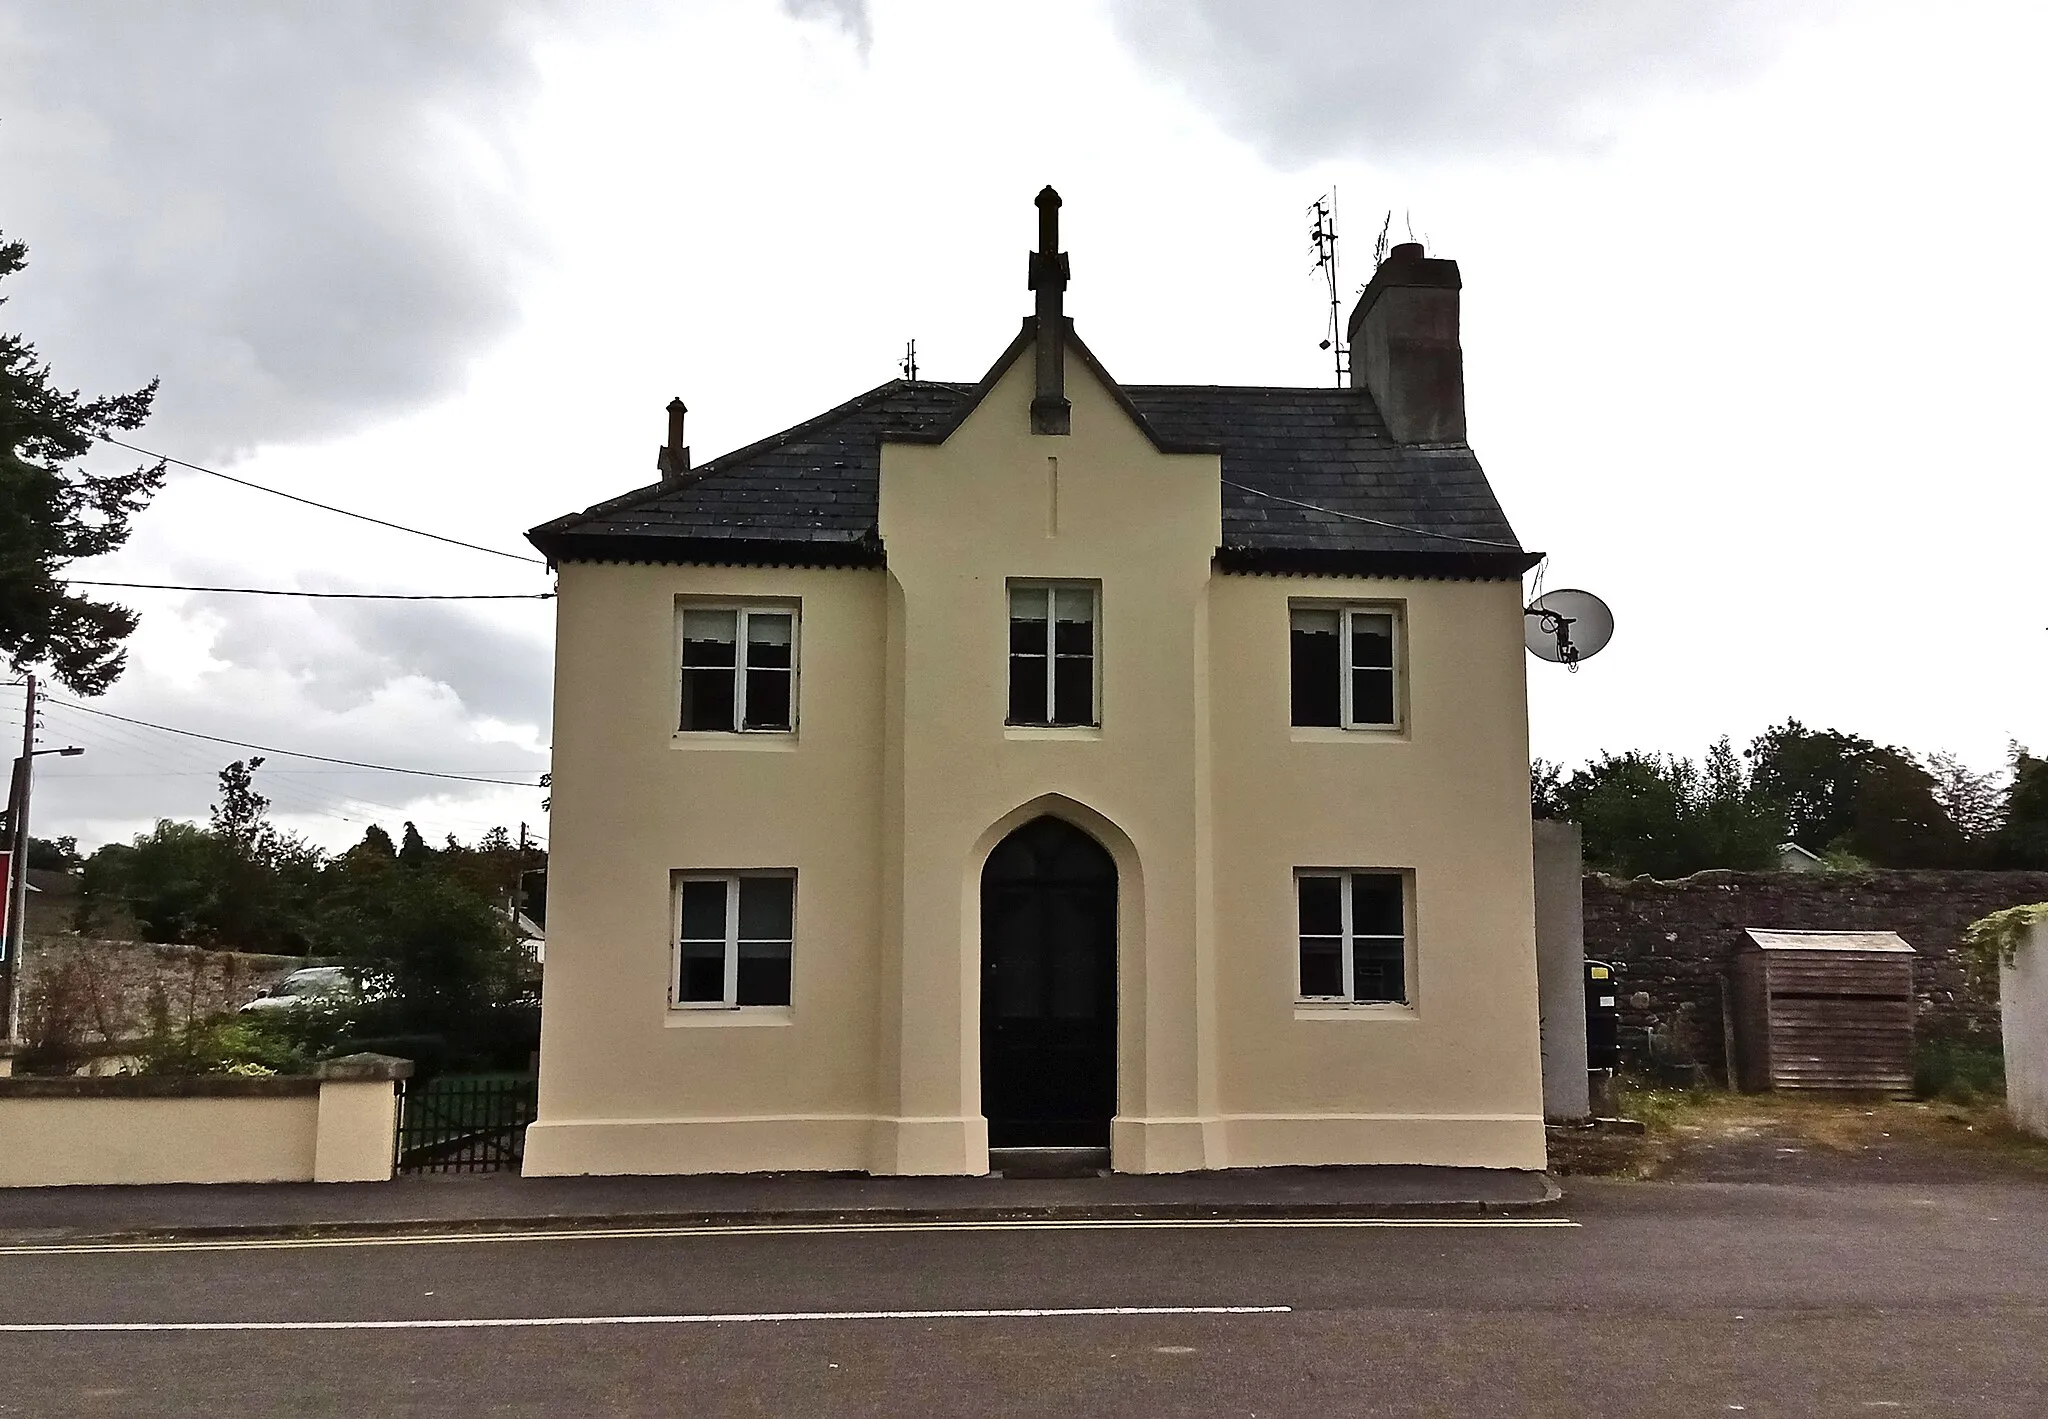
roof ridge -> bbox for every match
[1124,383,1377,393]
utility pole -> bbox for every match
[514,821,529,923]
[2,675,35,1043]
[0,677,83,1043]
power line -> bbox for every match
[61,579,553,601]
[43,698,545,788]
[1220,479,1524,550]
[29,701,546,844]
[97,436,549,567]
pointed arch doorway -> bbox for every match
[979,815,1119,1148]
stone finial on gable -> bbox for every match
[1028,187,1071,436]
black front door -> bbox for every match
[980,816,1118,1148]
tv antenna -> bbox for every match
[899,339,918,381]
[1308,192,1345,386]
[1524,589,1615,674]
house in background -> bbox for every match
[1777,842,1827,873]
[524,189,1547,1177]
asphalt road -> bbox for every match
[1,1180,2044,1417]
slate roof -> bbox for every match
[528,338,1533,579]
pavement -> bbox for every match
[1,1178,2044,1416]
[0,1165,1559,1245]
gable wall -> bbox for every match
[874,341,1225,1172]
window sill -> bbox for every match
[1293,1002,1417,1021]
[1288,725,1408,745]
[671,732,798,752]
[666,1006,795,1028]
[1004,725,1102,742]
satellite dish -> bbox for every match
[1525,589,1613,670]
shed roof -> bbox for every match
[527,323,1534,580]
[1743,929,1916,954]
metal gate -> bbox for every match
[394,1074,537,1175]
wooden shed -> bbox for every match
[1730,930,1916,1095]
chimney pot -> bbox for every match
[659,397,691,481]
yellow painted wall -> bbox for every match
[527,333,1544,1177]
[1207,574,1544,1167]
[524,562,888,1176]
[0,1077,406,1188]
[0,1094,318,1187]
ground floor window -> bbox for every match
[1295,869,1408,1004]
[673,872,795,1008]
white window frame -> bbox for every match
[1289,601,1404,731]
[1294,868,1410,1005]
[1006,580,1100,728]
[676,602,800,735]
[671,871,796,1011]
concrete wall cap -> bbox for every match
[0,1073,319,1099]
[315,1052,415,1082]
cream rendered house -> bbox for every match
[524,190,1546,1178]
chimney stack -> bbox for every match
[1027,186,1071,435]
[657,397,690,483]
[1346,242,1466,445]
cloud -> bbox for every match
[24,589,554,852]
[780,0,873,53]
[1103,0,1853,162]
[0,1,572,457]
[204,597,552,727]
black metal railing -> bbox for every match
[394,1074,537,1175]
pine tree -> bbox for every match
[0,234,166,694]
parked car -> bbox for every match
[239,966,358,1014]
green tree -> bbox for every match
[1557,738,1783,878]
[1989,750,2048,869]
[1530,759,1567,820]
[321,866,521,1027]
[79,820,216,943]
[397,821,435,869]
[350,824,398,861]
[202,759,319,953]
[1746,720,1874,851]
[0,234,165,694]
[74,760,320,951]
[25,834,80,872]
[1847,751,1969,868]
[1695,736,1788,868]
[1747,720,1971,867]
[1927,750,2005,844]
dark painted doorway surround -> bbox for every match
[979,816,1118,1148]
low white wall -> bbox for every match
[2002,919,2048,1139]
[1533,820,1590,1121]
[0,1054,409,1188]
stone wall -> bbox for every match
[19,937,306,1062]
[1584,870,2048,1080]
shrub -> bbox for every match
[135,1017,312,1077]
[1914,1038,2006,1104]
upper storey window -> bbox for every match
[680,606,797,732]
[1289,604,1400,730]
[1008,583,1097,727]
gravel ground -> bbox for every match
[1551,1090,2048,1184]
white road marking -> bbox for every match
[0,1304,1293,1333]
[0,1215,1578,1257]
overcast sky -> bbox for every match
[1,0,2042,853]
